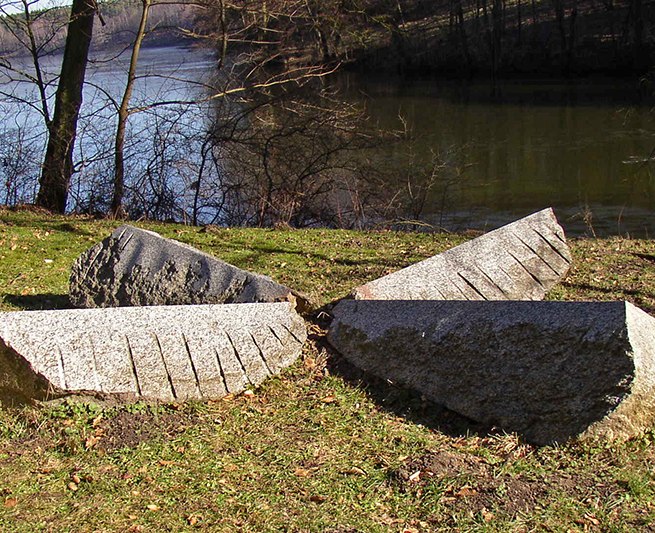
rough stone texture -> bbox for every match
[70,225,305,309]
[0,303,306,402]
[328,300,655,444]
[353,208,572,301]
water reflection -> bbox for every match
[3,44,655,236]
[340,74,655,236]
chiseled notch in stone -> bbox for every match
[327,299,655,445]
[69,225,309,310]
[353,208,572,302]
[0,303,306,402]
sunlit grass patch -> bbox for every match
[1,208,654,531]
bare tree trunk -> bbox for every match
[217,0,228,69]
[517,0,522,45]
[457,2,472,75]
[633,0,645,68]
[192,136,213,227]
[36,0,96,213]
[21,0,51,126]
[110,0,151,218]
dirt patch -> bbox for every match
[391,449,548,517]
[394,449,488,481]
[97,410,200,452]
[392,446,635,521]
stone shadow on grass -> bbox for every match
[330,354,495,439]
[311,311,494,440]
[328,352,493,439]
[3,293,72,311]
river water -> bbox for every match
[341,74,655,237]
[2,45,655,236]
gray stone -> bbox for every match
[0,303,306,402]
[353,208,572,301]
[70,225,307,309]
[328,299,655,444]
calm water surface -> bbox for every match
[4,46,655,235]
[343,74,655,236]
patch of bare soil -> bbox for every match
[97,410,200,452]
[391,449,573,517]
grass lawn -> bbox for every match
[1,207,655,532]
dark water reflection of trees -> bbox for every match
[2,45,655,236]
[337,74,655,236]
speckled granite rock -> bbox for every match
[0,303,306,402]
[328,299,655,444]
[353,208,571,301]
[69,225,305,309]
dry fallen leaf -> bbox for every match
[187,514,202,526]
[408,470,421,482]
[67,482,78,492]
[85,435,100,449]
[4,498,17,508]
[146,504,160,511]
[70,474,81,485]
[309,494,327,503]
[320,395,337,404]
[294,467,312,478]
[456,485,478,497]
[482,508,495,522]
[584,513,601,526]
[344,467,366,476]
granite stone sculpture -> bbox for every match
[70,225,308,310]
[0,303,306,402]
[328,299,655,444]
[353,208,572,301]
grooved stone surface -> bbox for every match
[70,226,300,308]
[353,208,572,301]
[328,300,655,444]
[0,303,306,402]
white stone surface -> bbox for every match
[353,208,572,301]
[0,303,306,402]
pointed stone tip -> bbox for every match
[352,284,373,301]
[350,208,570,302]
[625,300,655,320]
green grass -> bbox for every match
[1,207,655,532]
